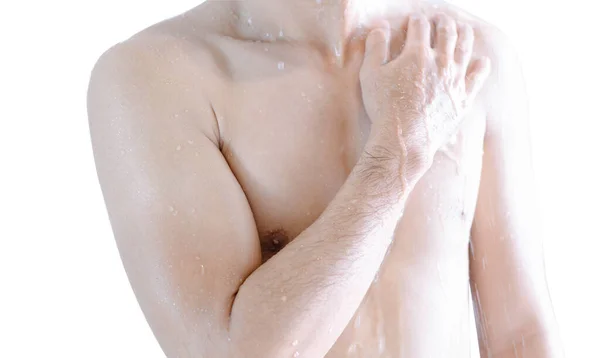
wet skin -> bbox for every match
[88,1,561,357]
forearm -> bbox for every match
[487,325,563,358]
[474,274,563,358]
[229,131,423,358]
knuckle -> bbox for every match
[455,46,469,60]
[437,53,451,67]
[412,14,427,24]
[412,45,431,58]
[437,25,455,35]
[462,24,475,36]
[438,29,458,42]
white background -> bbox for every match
[0,1,598,357]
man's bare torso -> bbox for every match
[117,2,493,356]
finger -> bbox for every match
[390,17,409,59]
[433,13,458,66]
[466,57,492,101]
[455,23,475,76]
[405,14,431,48]
[363,24,391,67]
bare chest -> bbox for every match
[214,59,487,259]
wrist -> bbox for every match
[357,143,426,199]
[366,123,431,177]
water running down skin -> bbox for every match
[88,0,562,357]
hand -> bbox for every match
[360,13,491,167]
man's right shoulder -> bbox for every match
[87,22,225,145]
[91,21,224,87]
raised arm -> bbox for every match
[88,16,488,358]
[470,30,563,357]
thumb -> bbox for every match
[363,24,391,69]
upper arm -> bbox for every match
[470,28,557,354]
[87,38,262,357]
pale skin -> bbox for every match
[87,1,562,357]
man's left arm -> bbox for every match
[469,29,563,358]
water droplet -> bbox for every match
[187,140,194,145]
[176,145,182,151]
[247,17,253,26]
[273,239,280,245]
[354,314,361,328]
[200,264,205,275]
[278,61,285,70]
[168,206,174,212]
[292,340,298,346]
[378,336,386,353]
[334,46,342,58]
[281,296,287,302]
[348,343,358,353]
[293,352,300,358]
[279,29,284,37]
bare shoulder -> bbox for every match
[431,2,525,124]
[87,3,235,143]
[90,2,228,76]
[431,2,517,60]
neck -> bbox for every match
[237,0,422,57]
